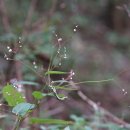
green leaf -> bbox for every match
[32,91,56,100]
[32,91,43,100]
[12,102,35,116]
[2,84,25,106]
[45,71,68,75]
[30,118,73,125]
[32,90,69,101]
[16,81,39,86]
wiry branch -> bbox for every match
[69,81,130,129]
[78,90,130,128]
[21,1,39,129]
[123,4,130,17]
[0,0,11,32]
[0,0,15,81]
[31,0,57,32]
[116,4,130,18]
[22,0,37,35]
[48,0,58,17]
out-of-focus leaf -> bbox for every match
[12,102,35,116]
[32,91,43,100]
[2,84,25,106]
[0,33,17,42]
[30,118,73,125]
[15,54,25,60]
[64,126,71,130]
[15,81,39,86]
[84,126,92,130]
[45,71,68,75]
[32,90,58,100]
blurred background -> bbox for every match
[1,0,130,130]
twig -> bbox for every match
[12,116,23,130]
[0,0,16,83]
[68,80,130,128]
[0,0,11,32]
[48,0,57,17]
[22,0,37,36]
[123,4,130,17]
[12,1,38,129]
[78,90,130,129]
[31,0,57,31]
[116,4,130,18]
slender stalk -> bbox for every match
[69,78,114,85]
[13,116,22,130]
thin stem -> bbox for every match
[72,78,114,85]
[12,116,22,130]
[64,78,114,87]
[78,91,130,128]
